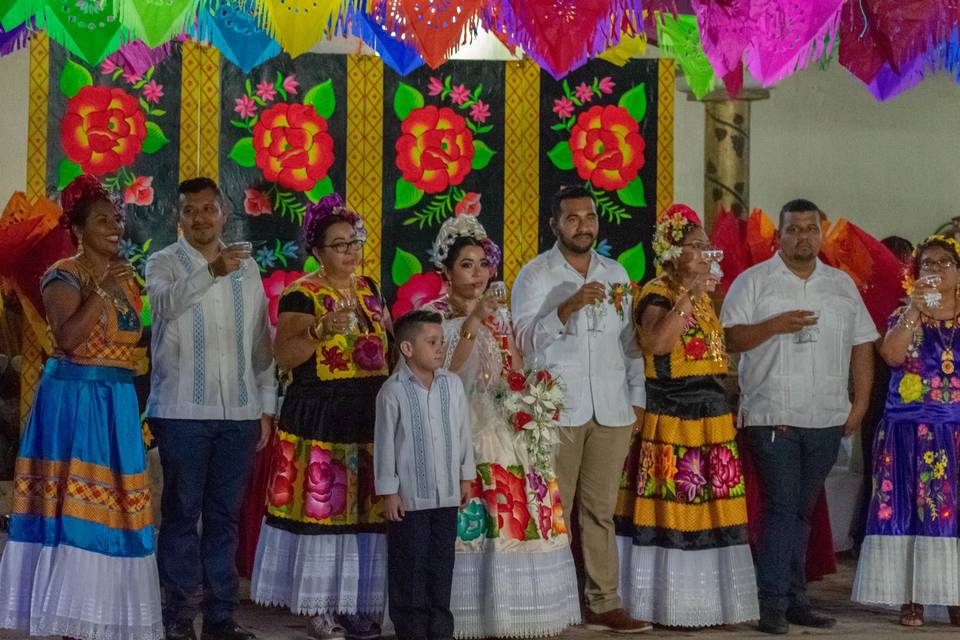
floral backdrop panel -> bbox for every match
[382,61,505,307]
[45,41,183,288]
[539,59,659,284]
[219,53,348,295]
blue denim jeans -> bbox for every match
[152,418,259,625]
[744,425,842,615]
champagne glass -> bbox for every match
[701,248,724,263]
[487,281,510,333]
[794,308,821,344]
[586,298,607,334]
[333,297,358,333]
[917,273,942,309]
[229,240,253,281]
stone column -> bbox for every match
[687,88,770,232]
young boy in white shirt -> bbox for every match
[374,310,475,640]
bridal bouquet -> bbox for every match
[502,368,565,480]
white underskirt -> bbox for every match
[250,522,387,615]
[451,543,581,638]
[617,536,759,627]
[853,535,960,606]
[0,540,163,640]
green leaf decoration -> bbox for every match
[471,140,496,171]
[304,79,336,119]
[394,82,424,120]
[391,247,422,287]
[618,83,647,122]
[59,58,93,99]
[547,141,573,170]
[304,256,320,273]
[142,122,169,154]
[617,242,647,282]
[306,176,334,203]
[140,294,152,328]
[395,177,424,210]
[228,137,256,167]
[617,177,646,207]
[57,158,83,191]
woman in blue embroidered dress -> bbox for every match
[420,215,580,639]
[0,175,162,640]
[853,236,960,627]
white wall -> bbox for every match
[1,39,958,244]
[674,61,960,243]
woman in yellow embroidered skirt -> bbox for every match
[250,194,389,640]
[616,205,757,627]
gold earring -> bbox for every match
[317,260,326,277]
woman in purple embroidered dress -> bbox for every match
[853,236,960,627]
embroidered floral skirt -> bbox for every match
[853,416,960,606]
[615,379,758,627]
[251,376,388,616]
[451,401,580,638]
[0,359,162,640]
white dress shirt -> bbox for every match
[374,360,476,511]
[145,237,277,420]
[720,253,879,429]
[511,244,645,428]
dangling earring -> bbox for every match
[317,259,326,277]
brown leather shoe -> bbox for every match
[583,608,653,633]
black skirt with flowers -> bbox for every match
[262,290,387,536]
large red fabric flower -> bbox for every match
[261,270,304,326]
[267,438,297,508]
[61,85,147,176]
[708,445,742,498]
[304,446,348,520]
[391,272,446,319]
[395,106,475,194]
[568,105,645,191]
[253,103,334,192]
[482,464,532,540]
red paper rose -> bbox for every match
[684,337,708,360]
[391,272,446,319]
[262,270,304,326]
[244,188,272,216]
[568,104,645,191]
[512,411,533,432]
[353,335,386,371]
[535,370,552,384]
[253,103,334,192]
[395,105,475,194]
[61,85,147,176]
[454,192,481,216]
[123,176,154,206]
[507,371,527,392]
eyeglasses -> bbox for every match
[681,241,711,252]
[322,239,365,254]
[919,258,958,271]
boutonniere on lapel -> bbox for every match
[608,282,630,321]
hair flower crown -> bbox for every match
[431,216,488,269]
[652,203,701,266]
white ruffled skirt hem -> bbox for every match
[617,536,759,627]
[0,540,163,640]
[853,535,960,606]
[451,543,581,638]
[250,522,387,615]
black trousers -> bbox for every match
[387,507,458,640]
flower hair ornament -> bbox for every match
[59,174,119,230]
[903,234,960,294]
[431,215,491,270]
[652,203,702,267]
[303,193,368,248]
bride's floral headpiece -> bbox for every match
[431,215,497,270]
[652,203,702,266]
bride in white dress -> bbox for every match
[420,215,581,639]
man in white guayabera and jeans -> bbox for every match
[722,198,877,635]
[512,185,650,634]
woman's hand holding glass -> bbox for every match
[913,273,942,311]
[487,280,511,333]
[317,299,358,338]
